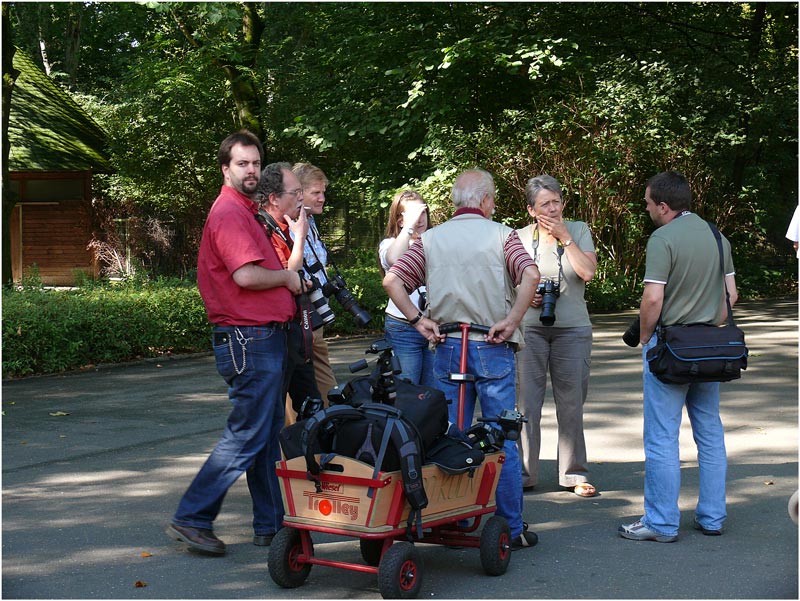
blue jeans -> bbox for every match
[432,337,524,538]
[641,334,727,536]
[384,315,435,387]
[173,325,287,536]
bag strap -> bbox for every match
[655,220,734,338]
[301,404,364,481]
[706,221,736,327]
[360,403,428,539]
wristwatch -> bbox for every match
[405,226,415,236]
[408,311,424,325]
[563,239,574,247]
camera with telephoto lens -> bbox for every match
[305,273,335,327]
[537,279,560,326]
[322,273,372,327]
[622,316,641,347]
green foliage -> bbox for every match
[326,258,387,335]
[5,2,798,309]
[1,267,389,378]
[2,280,210,378]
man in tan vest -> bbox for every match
[383,168,541,550]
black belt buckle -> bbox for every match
[213,332,230,346]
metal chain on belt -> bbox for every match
[229,327,252,375]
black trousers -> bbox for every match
[284,321,321,414]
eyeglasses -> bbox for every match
[279,188,303,197]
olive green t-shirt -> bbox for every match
[517,221,595,328]
[643,212,735,326]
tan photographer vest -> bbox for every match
[422,214,522,345]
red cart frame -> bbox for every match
[268,324,513,598]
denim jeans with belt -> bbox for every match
[433,337,524,538]
[384,314,435,387]
[172,324,287,536]
[641,333,727,536]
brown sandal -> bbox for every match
[573,483,597,497]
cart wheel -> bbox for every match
[378,541,423,599]
[479,515,511,576]
[360,538,385,567]
[268,528,313,588]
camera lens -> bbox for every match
[308,286,335,326]
[538,280,558,326]
[334,287,372,327]
[325,274,371,327]
[622,316,641,347]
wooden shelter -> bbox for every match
[6,49,111,286]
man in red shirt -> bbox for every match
[166,131,303,556]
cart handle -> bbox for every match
[437,322,491,430]
[438,322,492,335]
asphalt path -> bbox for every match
[2,298,798,599]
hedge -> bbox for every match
[2,267,389,379]
[4,257,787,378]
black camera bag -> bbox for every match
[646,322,748,384]
[341,375,449,452]
[425,435,485,475]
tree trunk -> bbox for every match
[64,4,82,88]
[731,2,766,194]
[171,4,265,141]
[3,4,21,287]
[36,3,51,75]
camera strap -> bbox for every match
[256,208,295,251]
[255,210,314,357]
[531,225,565,287]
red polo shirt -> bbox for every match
[197,185,295,325]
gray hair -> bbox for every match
[451,168,495,209]
[256,161,292,203]
[525,174,562,208]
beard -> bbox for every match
[234,175,259,196]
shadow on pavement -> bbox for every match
[2,298,797,599]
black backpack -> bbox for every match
[295,402,428,538]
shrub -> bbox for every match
[323,261,387,335]
[2,281,210,379]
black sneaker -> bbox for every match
[511,529,538,550]
[693,517,723,536]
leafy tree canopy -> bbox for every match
[6,1,797,293]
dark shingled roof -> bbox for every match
[7,48,112,173]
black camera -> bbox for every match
[466,409,528,451]
[298,396,324,420]
[322,273,372,327]
[417,288,428,312]
[537,279,560,326]
[622,316,641,347]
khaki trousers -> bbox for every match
[516,325,592,488]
